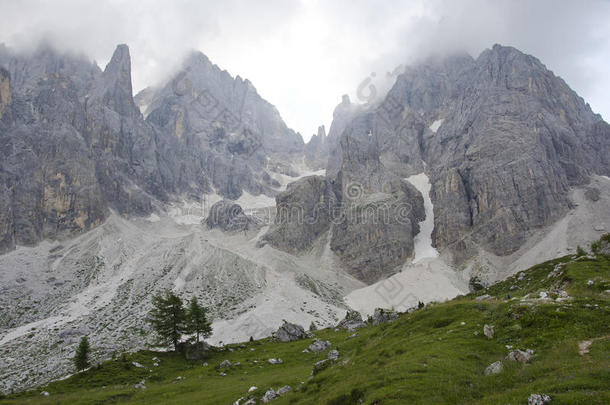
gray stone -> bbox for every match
[484,361,503,375]
[273,321,307,343]
[267,358,283,364]
[277,385,292,395]
[371,308,399,325]
[262,388,277,403]
[312,359,330,375]
[205,200,255,232]
[483,324,494,340]
[337,310,366,331]
[328,350,340,361]
[219,360,232,368]
[308,339,332,353]
[506,349,533,363]
[528,393,552,405]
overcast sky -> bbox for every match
[1,0,609,141]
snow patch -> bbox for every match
[404,172,439,263]
[429,119,443,133]
[344,258,467,316]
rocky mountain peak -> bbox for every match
[99,44,138,116]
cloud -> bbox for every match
[0,0,608,139]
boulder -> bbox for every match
[506,349,533,363]
[528,393,552,404]
[308,340,332,353]
[483,324,494,339]
[328,350,340,361]
[371,308,399,325]
[181,341,211,360]
[262,388,277,403]
[267,358,283,364]
[219,360,232,369]
[484,361,503,376]
[313,359,330,375]
[205,200,254,232]
[277,385,292,395]
[337,310,366,331]
[273,321,307,342]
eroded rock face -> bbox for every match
[305,125,328,170]
[261,175,339,253]
[0,43,303,253]
[325,45,610,264]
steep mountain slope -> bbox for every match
[268,44,610,284]
[0,44,305,255]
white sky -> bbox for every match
[1,0,609,141]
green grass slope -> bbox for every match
[2,253,609,405]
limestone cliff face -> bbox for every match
[144,51,304,199]
[326,44,610,264]
[261,175,339,253]
[304,125,328,170]
[0,61,105,251]
[0,44,303,253]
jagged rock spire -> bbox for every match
[101,44,138,117]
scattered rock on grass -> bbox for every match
[262,388,277,403]
[336,309,365,331]
[483,325,494,339]
[371,308,398,325]
[528,393,552,404]
[506,349,533,363]
[268,358,283,364]
[273,321,307,342]
[40,391,50,396]
[328,350,340,361]
[308,339,332,352]
[219,360,232,368]
[313,359,330,375]
[277,385,292,395]
[484,361,503,376]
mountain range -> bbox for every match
[0,42,608,392]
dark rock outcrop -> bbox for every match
[204,200,254,232]
[272,321,307,342]
[304,125,328,170]
[336,309,365,331]
[261,175,339,253]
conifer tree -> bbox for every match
[186,297,212,343]
[74,336,90,371]
[148,291,187,351]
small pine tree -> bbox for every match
[186,297,212,343]
[418,301,425,309]
[74,336,90,371]
[148,290,187,351]
[576,245,586,256]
